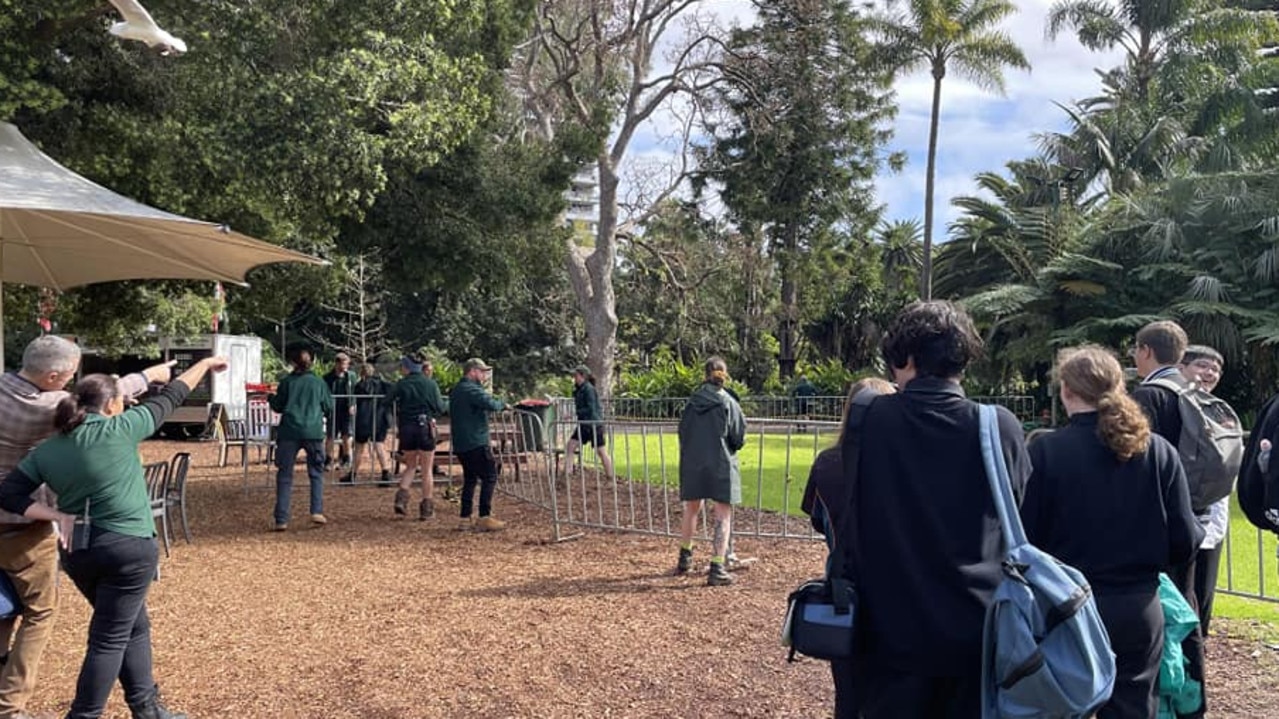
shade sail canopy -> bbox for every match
[0,122,324,290]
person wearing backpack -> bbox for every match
[836,302,1031,718]
[1129,320,1234,719]
[1178,345,1235,636]
[1022,346,1203,719]
[800,377,895,719]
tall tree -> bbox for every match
[509,0,726,396]
[871,0,1029,300]
[1,0,519,353]
[699,0,897,377]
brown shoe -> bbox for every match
[475,516,506,532]
[419,498,435,521]
[393,488,410,515]
[456,517,475,532]
[271,522,288,532]
[310,514,327,526]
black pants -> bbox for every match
[1095,588,1163,719]
[60,530,161,719]
[1192,543,1223,636]
[830,658,857,719]
[458,446,498,518]
[855,663,980,719]
[1167,558,1206,719]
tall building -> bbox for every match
[565,166,599,246]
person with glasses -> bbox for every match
[1179,345,1230,637]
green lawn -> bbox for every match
[591,427,1279,624]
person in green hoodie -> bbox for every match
[449,358,509,532]
[391,354,448,520]
[268,344,334,531]
[676,357,746,586]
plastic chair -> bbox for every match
[144,461,171,558]
[166,452,193,544]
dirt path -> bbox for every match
[19,440,1279,718]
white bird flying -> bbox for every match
[106,0,187,55]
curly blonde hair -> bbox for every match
[1055,345,1150,461]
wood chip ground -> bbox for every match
[19,441,1279,718]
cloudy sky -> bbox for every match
[624,0,1125,237]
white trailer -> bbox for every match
[161,334,263,424]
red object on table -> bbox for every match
[245,382,275,394]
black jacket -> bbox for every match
[842,377,1031,676]
[1132,367,1184,448]
[1022,413,1203,593]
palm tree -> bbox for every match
[871,0,1030,300]
[1046,0,1263,102]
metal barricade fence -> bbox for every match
[572,395,1037,424]
[491,411,837,543]
[498,411,1278,604]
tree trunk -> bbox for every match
[921,67,945,301]
[778,235,799,379]
[567,157,620,400]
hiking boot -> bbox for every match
[676,547,693,575]
[393,488,410,515]
[707,562,734,587]
[271,522,288,532]
[378,470,393,487]
[310,514,327,526]
[129,694,188,719]
[456,517,475,532]
[419,498,435,520]
[476,516,507,532]
[338,472,354,485]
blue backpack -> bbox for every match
[978,405,1116,719]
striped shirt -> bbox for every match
[0,371,148,525]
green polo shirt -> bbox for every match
[393,372,448,421]
[269,370,334,441]
[18,409,157,539]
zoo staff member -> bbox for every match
[0,336,170,719]
[449,358,508,532]
[0,355,228,719]
[391,355,448,520]
[562,365,613,478]
[323,353,357,471]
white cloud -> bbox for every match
[614,0,1127,237]
[877,0,1125,232]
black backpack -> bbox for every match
[1238,393,1279,533]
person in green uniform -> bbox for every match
[0,355,228,719]
[269,344,334,530]
[563,365,613,478]
[343,363,393,486]
[391,354,448,520]
[450,358,509,532]
[323,352,357,471]
[676,357,746,586]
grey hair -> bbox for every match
[22,336,81,375]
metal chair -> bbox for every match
[245,400,276,465]
[144,461,171,559]
[165,452,193,544]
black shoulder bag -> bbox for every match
[782,391,874,662]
